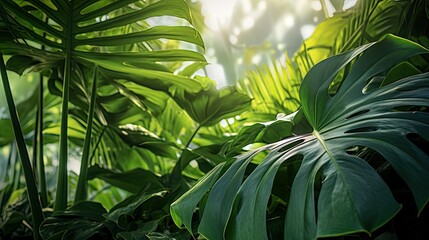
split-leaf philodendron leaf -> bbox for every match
[171,35,429,239]
[0,0,207,125]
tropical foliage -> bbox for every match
[171,34,429,239]
[1,0,429,239]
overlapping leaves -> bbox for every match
[40,191,167,240]
[171,35,429,239]
[0,0,208,126]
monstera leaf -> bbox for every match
[171,35,429,239]
[0,0,206,108]
[0,0,207,211]
[173,76,251,127]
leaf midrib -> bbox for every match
[312,129,364,234]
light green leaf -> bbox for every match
[173,76,251,127]
[76,26,204,48]
[75,50,206,66]
[223,110,302,156]
[76,0,193,29]
[178,62,208,77]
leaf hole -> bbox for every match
[345,146,387,171]
[394,86,418,92]
[362,76,384,94]
[344,126,378,133]
[328,67,347,97]
[277,139,305,153]
[345,109,370,120]
[393,106,429,112]
[244,149,270,166]
[406,133,429,156]
[270,156,303,208]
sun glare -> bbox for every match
[201,0,239,31]
[199,0,359,86]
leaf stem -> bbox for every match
[184,124,201,150]
[89,126,106,166]
[37,76,48,207]
[170,124,201,184]
[0,52,44,240]
[54,2,73,211]
[75,67,98,203]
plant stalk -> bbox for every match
[170,124,201,184]
[75,67,98,203]
[0,52,44,240]
[54,0,73,211]
[32,115,38,179]
[37,77,48,207]
[89,126,106,166]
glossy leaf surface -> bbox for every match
[172,35,429,239]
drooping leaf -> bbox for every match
[173,76,251,127]
[223,110,304,157]
[87,165,165,194]
[103,191,167,227]
[178,62,208,77]
[114,125,178,159]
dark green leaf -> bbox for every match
[114,125,178,159]
[87,165,165,194]
[40,202,107,240]
[173,35,429,239]
[41,217,105,240]
[6,55,40,75]
[381,62,421,86]
[117,219,163,240]
[104,191,167,227]
[170,163,224,234]
[53,201,107,221]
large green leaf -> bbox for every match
[173,76,251,127]
[0,0,206,96]
[1,0,208,210]
[170,163,225,234]
[0,0,207,114]
[171,35,429,239]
